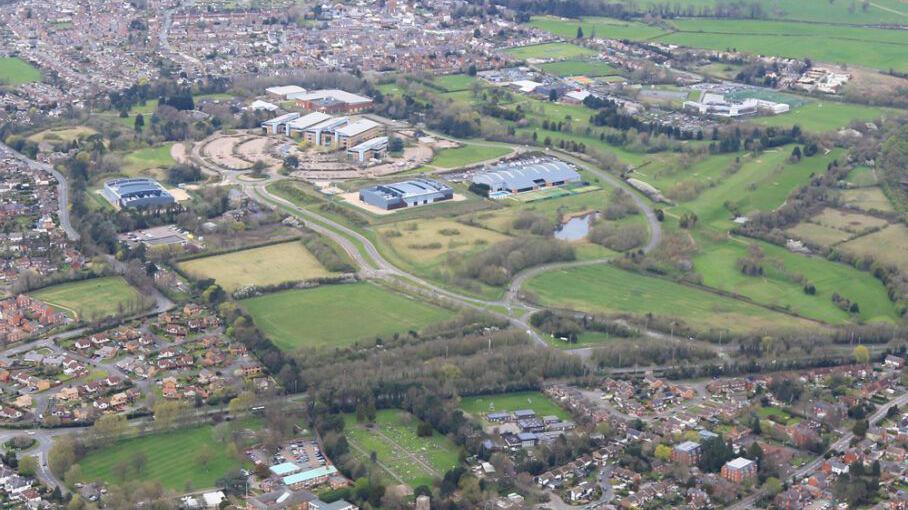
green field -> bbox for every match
[460,391,570,420]
[429,144,511,168]
[432,74,477,92]
[177,242,336,292]
[692,238,899,324]
[0,57,41,86]
[504,42,598,60]
[122,144,176,179]
[27,126,98,145]
[77,420,258,491]
[525,264,819,334]
[529,16,670,41]
[241,283,455,351]
[659,19,908,72]
[539,59,619,77]
[751,101,893,133]
[31,276,143,321]
[756,406,801,426]
[344,410,459,488]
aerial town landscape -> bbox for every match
[0,0,906,508]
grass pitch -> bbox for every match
[504,42,598,60]
[540,59,619,77]
[241,283,455,351]
[460,391,570,421]
[429,144,511,168]
[344,410,459,488]
[177,242,336,292]
[0,57,41,85]
[31,276,143,321]
[77,420,258,491]
[529,16,669,41]
[122,144,177,179]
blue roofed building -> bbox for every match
[359,178,453,210]
[283,465,338,489]
[102,178,175,209]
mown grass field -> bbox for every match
[122,144,176,179]
[432,74,477,92]
[750,101,893,133]
[429,144,511,168]
[525,264,819,334]
[504,42,598,60]
[377,218,509,266]
[529,16,669,41]
[0,57,41,85]
[77,420,259,491]
[839,187,895,212]
[27,126,97,145]
[177,242,335,292]
[840,225,908,274]
[31,276,142,321]
[460,391,570,420]
[539,59,619,77]
[692,238,899,324]
[241,283,455,351]
[344,410,459,488]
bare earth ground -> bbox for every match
[203,135,252,170]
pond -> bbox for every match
[554,212,598,241]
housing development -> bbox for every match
[0,0,906,509]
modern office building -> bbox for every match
[346,136,388,163]
[289,89,373,114]
[102,178,175,209]
[261,112,301,134]
[359,178,453,210]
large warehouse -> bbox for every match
[471,160,581,195]
[102,178,175,209]
[289,89,373,114]
[359,178,453,210]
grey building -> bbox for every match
[102,178,175,209]
[471,160,581,195]
[359,178,453,210]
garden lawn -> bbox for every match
[177,242,335,292]
[429,144,511,168]
[504,42,597,60]
[77,420,258,491]
[31,276,142,321]
[240,283,455,351]
[0,57,41,85]
[460,391,570,420]
[525,264,820,335]
[343,410,459,488]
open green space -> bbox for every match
[504,42,597,61]
[525,263,820,335]
[241,283,455,351]
[756,406,801,426]
[750,101,893,133]
[31,276,143,321]
[429,144,511,168]
[432,74,477,92]
[122,144,176,179]
[177,242,336,292]
[27,126,98,145]
[459,391,570,420]
[77,420,259,491]
[529,16,670,41]
[839,225,908,274]
[539,59,619,77]
[344,410,459,488]
[0,57,41,86]
[692,237,899,324]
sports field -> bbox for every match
[539,59,619,77]
[525,264,819,334]
[31,276,143,321]
[0,57,41,85]
[122,144,177,178]
[241,283,455,351]
[77,420,258,491]
[751,101,892,133]
[177,242,335,292]
[344,410,459,488]
[529,16,669,41]
[460,391,570,421]
[432,74,476,92]
[692,238,899,324]
[429,144,511,168]
[504,42,597,61]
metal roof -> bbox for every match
[348,136,388,153]
[472,160,580,191]
[288,89,372,105]
[286,112,332,131]
[335,119,380,137]
[282,465,337,486]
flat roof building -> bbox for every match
[102,178,175,209]
[471,160,581,195]
[334,119,383,149]
[290,89,373,114]
[266,85,306,99]
[359,178,453,211]
[346,136,388,163]
[304,117,349,146]
[282,465,337,489]
[285,111,333,136]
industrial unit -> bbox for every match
[102,178,175,209]
[359,178,453,210]
[471,160,581,195]
[289,89,373,114]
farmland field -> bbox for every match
[460,391,570,421]
[429,144,511,168]
[344,410,459,488]
[377,218,509,265]
[529,16,670,41]
[177,242,335,292]
[241,283,455,351]
[0,57,41,85]
[839,225,908,273]
[27,126,97,145]
[839,187,895,212]
[77,420,259,491]
[31,276,143,321]
[786,222,851,247]
[525,264,820,334]
[750,101,893,133]
[539,59,619,77]
[504,42,597,60]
